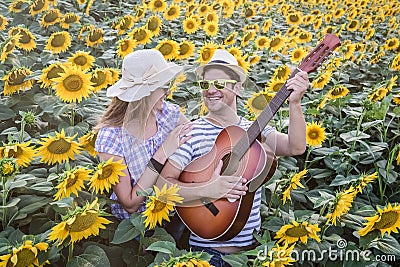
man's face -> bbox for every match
[201,68,239,113]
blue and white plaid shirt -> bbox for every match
[95,101,181,220]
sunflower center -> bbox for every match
[64,15,77,23]
[33,0,45,11]
[89,30,102,42]
[208,24,216,32]
[331,88,344,96]
[120,18,132,30]
[66,174,78,188]
[245,8,254,17]
[202,49,212,61]
[14,1,24,9]
[154,0,163,8]
[153,198,167,213]
[244,33,252,42]
[373,211,399,230]
[44,11,59,23]
[6,146,22,158]
[51,34,66,47]
[91,71,107,86]
[0,17,4,26]
[148,19,159,31]
[258,39,267,46]
[270,38,281,47]
[74,55,88,66]
[180,44,189,55]
[186,21,195,29]
[99,165,113,180]
[276,67,287,79]
[8,70,27,86]
[67,212,99,232]
[10,249,36,267]
[294,51,301,58]
[308,130,319,139]
[167,8,176,16]
[5,40,17,53]
[199,6,207,12]
[134,29,147,41]
[285,225,308,237]
[159,43,173,56]
[349,21,357,29]
[19,30,31,44]
[289,14,299,23]
[272,82,284,92]
[252,95,268,110]
[47,138,72,154]
[120,40,129,51]
[63,74,83,92]
[47,66,64,79]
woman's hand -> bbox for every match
[155,123,193,162]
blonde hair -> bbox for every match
[94,94,155,140]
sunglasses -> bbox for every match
[198,79,237,90]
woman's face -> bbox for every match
[150,87,169,112]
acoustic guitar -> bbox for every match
[176,34,341,241]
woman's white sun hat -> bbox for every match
[196,49,246,83]
[107,49,183,102]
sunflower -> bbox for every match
[60,12,80,29]
[268,35,286,52]
[311,71,332,90]
[148,0,167,12]
[386,75,398,92]
[327,85,349,99]
[326,187,357,225]
[40,8,61,27]
[9,0,27,13]
[90,68,112,93]
[197,42,217,63]
[227,46,242,57]
[267,78,285,92]
[89,157,126,194]
[0,15,8,31]
[78,131,97,157]
[54,167,92,200]
[255,36,268,50]
[393,95,400,105]
[0,35,20,63]
[286,11,302,26]
[262,18,272,33]
[202,21,217,37]
[52,65,94,103]
[106,68,120,84]
[359,203,400,237]
[236,55,250,73]
[305,122,326,147]
[68,50,95,71]
[143,184,183,229]
[275,221,321,245]
[129,27,152,45]
[114,15,135,35]
[156,39,179,61]
[197,3,209,16]
[347,19,359,32]
[224,32,237,46]
[48,199,112,245]
[146,15,162,37]
[281,169,307,204]
[117,38,136,59]
[2,67,34,95]
[29,0,49,16]
[38,62,65,88]
[368,87,388,102]
[164,4,180,20]
[353,172,378,193]
[0,142,36,167]
[182,16,199,34]
[263,243,296,267]
[36,129,81,165]
[249,55,260,65]
[295,30,312,44]
[391,53,400,71]
[176,41,195,60]
[365,28,375,40]
[384,37,399,51]
[0,240,48,267]
[313,17,322,30]
[205,12,218,23]
[245,90,275,115]
[290,47,307,63]
[241,31,256,47]
[86,28,104,47]
[44,31,71,54]
[9,27,36,52]
[273,65,291,80]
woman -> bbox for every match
[94,49,192,219]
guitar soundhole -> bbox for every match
[221,153,231,174]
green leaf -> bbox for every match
[369,235,400,256]
[340,131,370,142]
[111,219,140,244]
[0,197,20,209]
[130,212,146,233]
[145,241,176,255]
[66,245,110,267]
[330,174,359,186]
[0,104,16,120]
[7,179,28,190]
[30,181,53,192]
[221,253,249,267]
[142,227,175,248]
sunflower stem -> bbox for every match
[68,244,74,262]
[70,106,75,127]
[304,146,312,169]
[2,177,7,230]
[19,119,25,143]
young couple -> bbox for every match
[95,49,309,267]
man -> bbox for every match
[159,49,309,266]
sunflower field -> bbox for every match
[0,0,400,266]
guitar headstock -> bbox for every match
[299,34,341,73]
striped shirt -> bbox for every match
[169,117,275,248]
[95,101,181,220]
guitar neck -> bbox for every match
[234,68,300,159]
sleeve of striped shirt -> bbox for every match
[168,141,193,170]
[95,127,123,157]
[261,125,276,139]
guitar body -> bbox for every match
[175,125,277,241]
